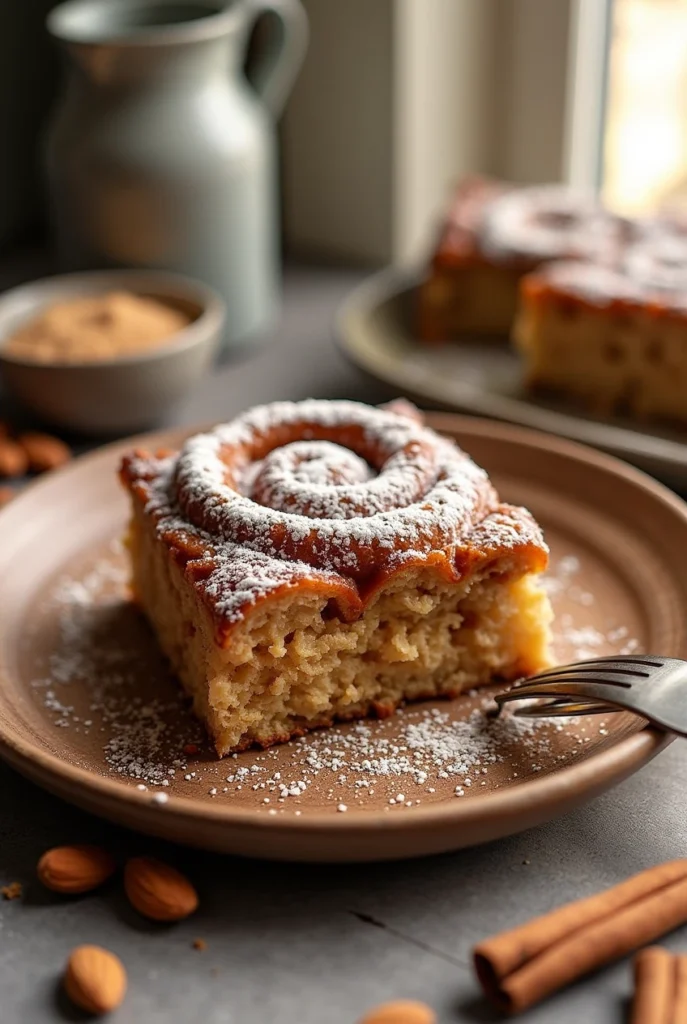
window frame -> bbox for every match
[282,0,613,264]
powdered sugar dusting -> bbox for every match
[481,185,619,265]
[533,261,646,307]
[172,399,497,566]
[524,220,687,312]
[217,704,581,809]
[29,542,204,786]
[544,552,640,661]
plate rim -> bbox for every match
[0,414,682,849]
[334,266,687,475]
[0,718,671,834]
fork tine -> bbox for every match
[512,700,618,719]
[530,655,664,680]
[506,671,635,691]
[539,672,633,688]
[519,696,611,712]
[529,664,651,682]
[494,677,633,706]
[548,655,662,666]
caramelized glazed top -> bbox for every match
[121,400,549,643]
[434,178,620,270]
[522,220,687,322]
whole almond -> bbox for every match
[358,1001,437,1024]
[19,432,71,473]
[64,945,127,1015]
[38,845,117,894]
[124,856,198,921]
[0,439,28,478]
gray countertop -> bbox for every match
[1,265,686,1024]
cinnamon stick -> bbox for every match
[473,860,687,1014]
[675,955,687,1024]
[632,948,687,1024]
[632,948,674,1024]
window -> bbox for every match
[602,0,687,215]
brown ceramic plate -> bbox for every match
[0,415,683,862]
[336,268,687,487]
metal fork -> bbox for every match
[494,655,687,737]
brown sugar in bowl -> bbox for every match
[2,291,192,364]
[0,270,225,435]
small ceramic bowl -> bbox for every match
[0,269,225,435]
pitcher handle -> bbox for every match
[244,0,309,119]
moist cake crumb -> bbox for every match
[28,543,640,814]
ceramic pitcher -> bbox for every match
[45,0,308,348]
